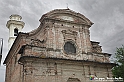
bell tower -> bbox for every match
[6,14,25,50]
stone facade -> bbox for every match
[4,9,115,82]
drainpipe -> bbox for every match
[0,38,3,65]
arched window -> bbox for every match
[14,28,18,36]
[64,41,76,54]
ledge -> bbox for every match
[18,55,116,66]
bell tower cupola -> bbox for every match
[6,14,25,50]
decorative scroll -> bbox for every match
[30,39,46,47]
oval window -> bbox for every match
[64,42,76,54]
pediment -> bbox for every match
[40,9,93,26]
[29,9,93,36]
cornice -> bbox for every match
[6,20,25,28]
[18,55,116,66]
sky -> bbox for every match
[0,0,124,82]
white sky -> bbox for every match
[0,0,124,82]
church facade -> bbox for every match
[4,9,115,82]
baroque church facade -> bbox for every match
[4,9,115,82]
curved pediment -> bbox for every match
[29,9,94,36]
[40,9,93,26]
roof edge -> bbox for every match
[3,32,29,64]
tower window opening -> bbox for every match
[14,28,18,36]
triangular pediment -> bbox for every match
[40,9,93,26]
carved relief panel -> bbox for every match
[61,29,77,41]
